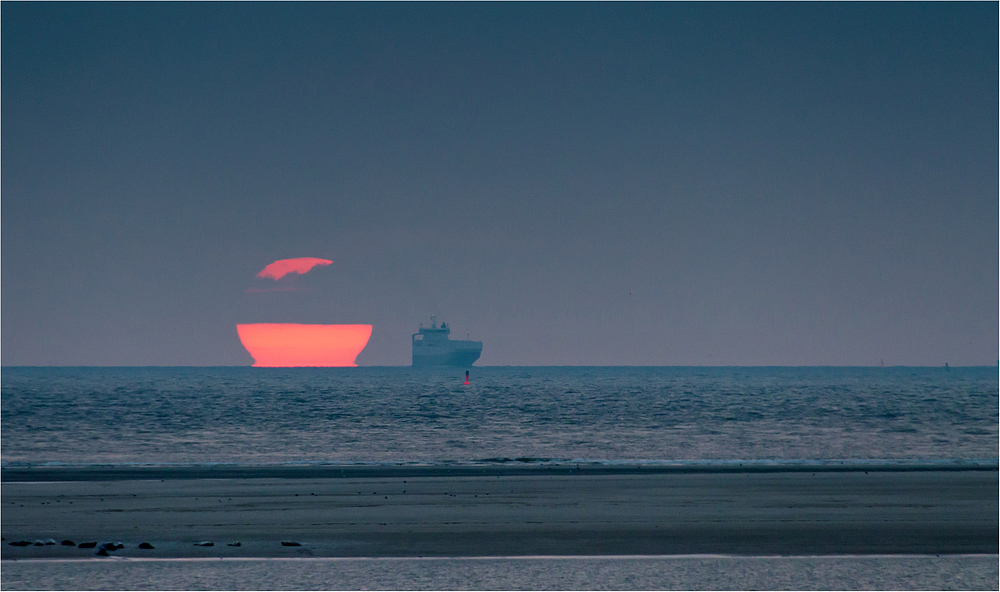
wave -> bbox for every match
[3,457,996,472]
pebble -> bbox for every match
[78,542,97,548]
[61,540,76,546]
[33,540,45,546]
[8,541,31,547]
[280,541,301,546]
[227,542,241,547]
[96,548,109,556]
[194,541,214,547]
[138,542,155,549]
[43,538,57,545]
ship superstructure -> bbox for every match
[412,315,482,367]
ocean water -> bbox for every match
[2,366,996,467]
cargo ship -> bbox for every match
[412,316,482,367]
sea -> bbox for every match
[2,366,997,467]
[2,366,998,590]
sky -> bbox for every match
[2,3,997,367]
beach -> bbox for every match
[3,466,996,558]
[3,555,999,591]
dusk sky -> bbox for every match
[3,3,997,366]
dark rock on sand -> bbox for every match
[43,538,57,545]
[78,542,97,548]
[33,540,44,546]
[227,542,241,547]
[194,541,214,547]
[100,542,124,551]
[9,541,31,547]
[138,542,155,549]
[96,547,109,556]
[281,541,302,546]
[61,540,76,546]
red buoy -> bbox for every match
[464,371,470,385]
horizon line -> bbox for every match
[2,364,996,369]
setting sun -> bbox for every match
[257,258,333,280]
[236,323,372,367]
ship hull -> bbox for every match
[412,341,482,367]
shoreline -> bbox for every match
[3,470,996,558]
[4,553,999,563]
[3,460,996,483]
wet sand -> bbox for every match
[3,556,999,591]
[2,467,996,558]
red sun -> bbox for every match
[237,323,373,367]
[257,257,333,280]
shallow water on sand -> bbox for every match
[2,366,997,466]
[2,555,998,591]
